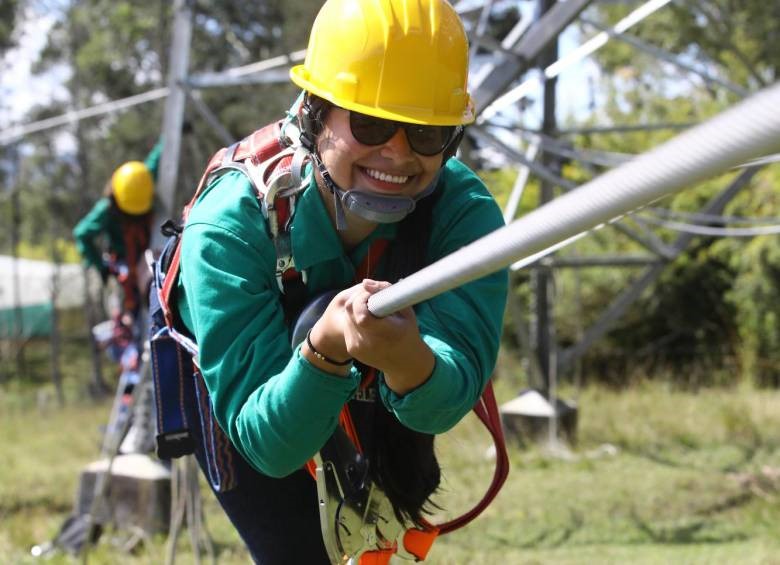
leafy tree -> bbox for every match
[563,1,780,385]
[0,0,20,54]
[712,168,780,387]
[21,0,321,233]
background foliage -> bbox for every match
[539,0,780,387]
[1,1,780,563]
[1,0,779,387]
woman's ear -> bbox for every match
[299,95,332,151]
[298,101,318,151]
[442,127,465,163]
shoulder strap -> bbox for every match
[184,122,286,224]
[158,122,307,332]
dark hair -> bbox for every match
[299,94,332,147]
[369,190,442,527]
[301,91,445,525]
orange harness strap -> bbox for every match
[359,549,395,565]
[303,406,362,481]
[402,527,440,561]
[355,526,439,564]
[304,237,388,480]
[304,459,317,480]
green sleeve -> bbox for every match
[72,198,113,271]
[179,172,361,478]
[378,160,509,434]
[144,138,164,182]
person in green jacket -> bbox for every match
[73,140,162,317]
[175,0,508,562]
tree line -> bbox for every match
[1,0,778,388]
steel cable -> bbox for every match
[368,81,780,317]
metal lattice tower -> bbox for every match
[148,0,776,428]
[2,0,778,441]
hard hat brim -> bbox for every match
[290,66,475,127]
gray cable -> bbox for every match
[644,207,780,226]
[635,215,780,237]
[0,51,306,146]
[368,81,780,317]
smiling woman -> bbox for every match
[315,104,446,223]
[159,0,509,562]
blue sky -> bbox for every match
[1,7,70,129]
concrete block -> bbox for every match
[500,388,578,447]
[75,454,171,535]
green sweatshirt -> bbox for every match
[72,139,164,270]
[178,157,508,478]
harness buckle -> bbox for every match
[315,429,414,563]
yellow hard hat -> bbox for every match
[111,161,154,215]
[290,0,474,126]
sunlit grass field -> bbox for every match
[2,344,779,564]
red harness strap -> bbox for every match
[304,237,389,481]
[401,383,510,556]
[438,380,508,534]
[118,214,151,313]
[158,122,289,330]
[355,239,389,280]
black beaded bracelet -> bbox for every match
[305,329,353,366]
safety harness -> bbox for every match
[148,122,509,563]
[113,210,151,314]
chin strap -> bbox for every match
[310,151,442,231]
[284,93,444,231]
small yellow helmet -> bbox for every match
[290,0,474,126]
[111,161,154,215]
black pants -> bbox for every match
[191,419,330,564]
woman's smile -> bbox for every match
[358,166,414,194]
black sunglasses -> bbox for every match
[348,111,457,157]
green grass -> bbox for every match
[426,375,780,564]
[2,343,780,564]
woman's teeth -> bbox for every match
[364,168,409,184]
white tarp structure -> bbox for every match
[0,256,88,337]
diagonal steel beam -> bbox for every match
[557,122,697,135]
[470,125,575,190]
[474,124,685,257]
[581,18,749,98]
[543,255,662,268]
[184,89,234,146]
[186,69,291,88]
[186,49,306,89]
[558,167,761,372]
[609,221,676,259]
[503,140,540,224]
[472,0,593,112]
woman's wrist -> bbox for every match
[382,341,436,396]
[302,328,352,376]
[306,329,353,366]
